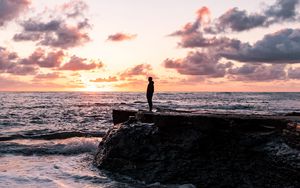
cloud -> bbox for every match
[1,46,103,76]
[0,0,30,26]
[228,64,287,81]
[212,0,300,33]
[62,0,89,18]
[59,56,103,71]
[165,28,300,81]
[0,47,36,75]
[222,28,300,63]
[107,33,137,42]
[90,76,118,82]
[164,51,232,78]
[39,24,90,48]
[20,48,65,68]
[0,76,84,91]
[197,6,211,23]
[19,48,102,71]
[0,76,30,89]
[171,0,300,36]
[6,65,37,75]
[166,1,300,82]
[13,1,91,49]
[120,64,152,79]
[215,8,267,32]
[34,72,61,80]
[265,0,299,22]
[288,67,300,79]
[170,6,211,37]
[175,31,242,49]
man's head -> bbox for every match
[148,77,153,82]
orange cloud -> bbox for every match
[120,64,153,80]
[59,56,103,71]
[197,6,211,24]
[90,76,118,82]
[107,32,137,42]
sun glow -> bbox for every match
[81,83,114,92]
[83,85,100,92]
[201,14,211,24]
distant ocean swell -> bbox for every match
[0,131,106,141]
[0,137,101,156]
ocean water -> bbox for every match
[1,92,300,187]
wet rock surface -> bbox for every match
[95,110,300,187]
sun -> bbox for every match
[82,84,114,92]
[83,85,100,92]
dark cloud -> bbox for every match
[266,0,299,21]
[164,52,232,78]
[215,8,267,32]
[21,19,61,32]
[59,56,103,71]
[107,33,137,42]
[216,0,300,33]
[228,64,287,81]
[13,1,91,49]
[90,76,118,83]
[13,32,42,41]
[176,31,241,49]
[0,0,30,26]
[222,28,300,63]
[171,0,300,36]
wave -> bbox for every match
[0,131,106,141]
[0,137,101,156]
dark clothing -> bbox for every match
[147,81,154,111]
[147,81,154,95]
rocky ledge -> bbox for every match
[95,110,300,187]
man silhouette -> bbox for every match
[146,77,154,112]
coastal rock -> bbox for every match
[95,111,300,187]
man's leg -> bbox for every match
[147,96,153,111]
[149,96,152,112]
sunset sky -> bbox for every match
[1,0,300,92]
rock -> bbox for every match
[95,111,300,187]
[112,109,136,124]
[285,112,300,116]
[283,122,300,149]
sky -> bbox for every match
[1,0,300,92]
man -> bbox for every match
[146,77,154,112]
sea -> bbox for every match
[0,92,300,188]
